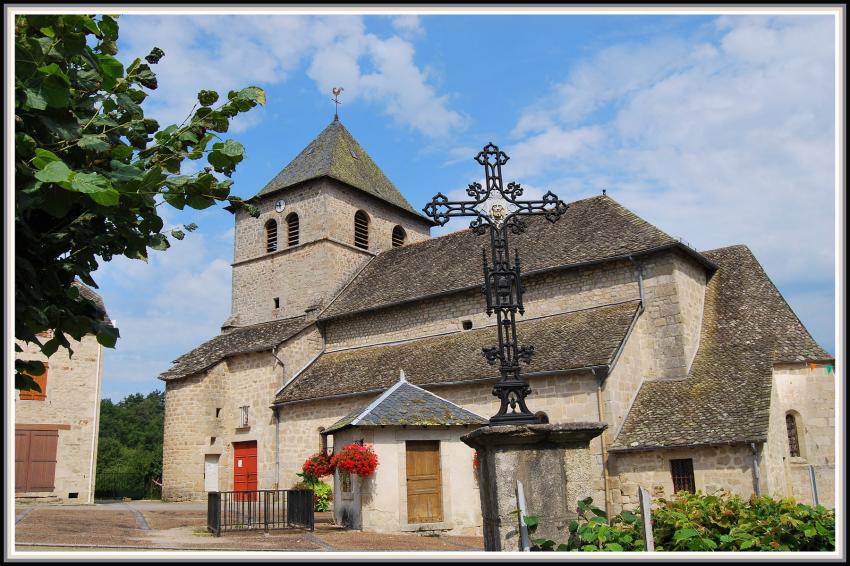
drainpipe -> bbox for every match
[592,367,612,518]
[271,346,285,490]
[627,255,645,308]
[274,407,280,490]
[89,340,104,504]
[750,443,761,496]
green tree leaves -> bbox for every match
[15,13,266,388]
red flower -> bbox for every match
[331,443,379,477]
[301,451,334,479]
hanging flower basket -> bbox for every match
[331,443,379,477]
[301,451,334,481]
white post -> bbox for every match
[516,480,530,551]
[638,486,655,552]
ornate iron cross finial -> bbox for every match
[331,87,344,121]
[422,144,569,425]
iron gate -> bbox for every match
[207,489,314,536]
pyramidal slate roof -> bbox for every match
[159,316,310,381]
[610,245,833,452]
[320,195,715,321]
[276,301,640,404]
[321,371,488,435]
[253,119,425,218]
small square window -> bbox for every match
[68,493,79,499]
[273,297,280,309]
[215,408,222,418]
[210,437,216,445]
[461,320,473,330]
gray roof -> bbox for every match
[159,316,310,381]
[73,280,110,323]
[276,301,640,404]
[610,245,833,452]
[253,119,427,219]
[322,374,488,435]
[320,195,714,321]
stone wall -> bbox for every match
[611,444,758,512]
[230,179,431,325]
[325,258,643,351]
[15,335,103,504]
[761,362,836,507]
[603,313,648,440]
[163,351,282,500]
[162,325,325,501]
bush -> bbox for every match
[525,491,835,552]
[291,479,333,512]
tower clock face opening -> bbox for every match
[275,199,286,213]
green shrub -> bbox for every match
[524,491,835,552]
[292,478,333,512]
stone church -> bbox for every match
[159,117,835,534]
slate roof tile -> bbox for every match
[159,316,310,381]
[276,301,640,404]
[322,378,488,434]
[610,245,833,452]
[253,119,427,219]
[320,195,709,320]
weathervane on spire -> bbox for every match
[332,87,344,121]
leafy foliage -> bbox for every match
[14,14,265,389]
[292,478,334,512]
[96,390,164,483]
[524,492,835,552]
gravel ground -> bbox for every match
[14,503,486,553]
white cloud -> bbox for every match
[117,14,463,138]
[392,15,423,37]
[509,15,835,289]
[94,230,233,397]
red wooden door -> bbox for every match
[15,429,58,492]
[233,441,257,500]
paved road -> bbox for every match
[13,501,485,553]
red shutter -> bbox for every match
[19,363,48,401]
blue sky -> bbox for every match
[91,11,837,402]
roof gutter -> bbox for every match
[320,242,716,322]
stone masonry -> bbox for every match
[15,334,104,504]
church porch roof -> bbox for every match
[321,372,488,435]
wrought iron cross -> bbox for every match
[423,143,568,425]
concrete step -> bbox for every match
[15,494,63,505]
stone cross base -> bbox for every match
[462,422,607,551]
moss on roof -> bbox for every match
[254,119,426,219]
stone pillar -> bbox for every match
[462,422,607,551]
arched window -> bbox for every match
[265,219,278,253]
[286,212,299,247]
[786,413,802,457]
[391,225,406,247]
[354,210,369,250]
